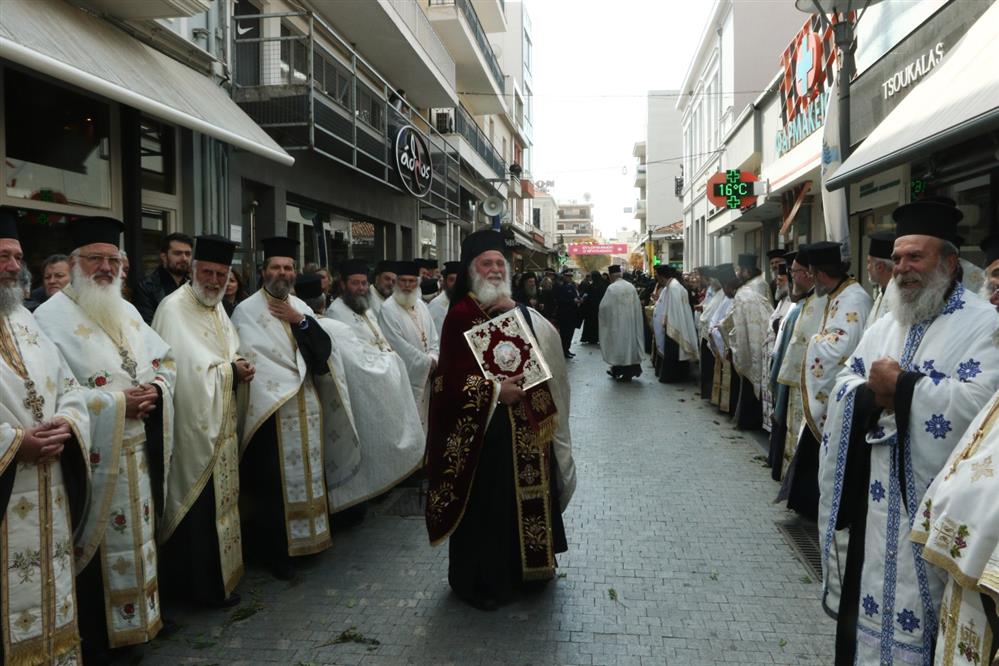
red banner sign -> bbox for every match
[568,243,629,256]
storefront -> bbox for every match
[0,0,292,288]
[829,0,998,271]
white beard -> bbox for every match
[191,279,225,308]
[891,262,953,327]
[470,270,512,307]
[0,283,21,316]
[392,286,419,309]
[71,264,126,336]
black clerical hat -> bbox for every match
[460,230,507,265]
[608,265,622,274]
[807,241,843,266]
[715,263,737,283]
[795,244,812,267]
[420,278,439,296]
[868,231,895,260]
[766,249,786,260]
[893,200,963,244]
[338,259,369,278]
[0,208,18,240]
[416,258,438,271]
[654,264,670,277]
[980,235,999,266]
[782,252,797,266]
[261,236,299,260]
[442,261,461,276]
[194,234,237,265]
[737,253,758,269]
[295,273,323,300]
[374,260,397,275]
[394,261,419,277]
[68,216,123,249]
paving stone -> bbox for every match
[130,333,834,664]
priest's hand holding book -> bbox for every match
[498,373,526,406]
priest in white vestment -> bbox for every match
[865,232,896,330]
[598,265,645,381]
[707,264,738,412]
[34,217,175,656]
[720,254,772,428]
[378,261,440,431]
[697,269,724,400]
[788,241,871,522]
[820,200,999,665]
[152,235,252,607]
[0,217,91,665]
[231,237,333,580]
[652,264,698,383]
[428,261,460,337]
[304,262,424,514]
[761,269,792,434]
[367,260,396,318]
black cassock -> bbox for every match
[239,316,331,570]
[699,339,714,399]
[657,336,688,384]
[448,405,567,607]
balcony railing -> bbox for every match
[384,0,456,87]
[453,106,506,177]
[231,10,461,219]
[429,0,505,91]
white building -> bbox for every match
[677,0,803,270]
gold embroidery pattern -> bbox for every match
[433,376,444,394]
[461,375,490,409]
[427,482,458,523]
[443,416,478,477]
[522,516,548,552]
[530,390,553,414]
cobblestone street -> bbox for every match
[133,335,835,665]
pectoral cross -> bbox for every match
[22,379,45,423]
[118,346,139,387]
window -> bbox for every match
[280,23,308,85]
[419,219,438,259]
[524,33,532,73]
[4,69,113,209]
[140,119,175,194]
[356,85,384,132]
[524,83,533,121]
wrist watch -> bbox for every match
[297,317,309,330]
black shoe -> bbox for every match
[568,352,576,357]
[207,592,242,609]
[270,560,295,581]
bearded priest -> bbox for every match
[378,260,440,431]
[300,265,423,515]
[34,216,176,659]
[425,230,576,611]
[368,260,396,318]
[651,264,699,383]
[152,235,252,608]
[428,261,461,337]
[819,200,999,665]
[0,212,91,665]
[231,237,333,580]
[598,265,645,381]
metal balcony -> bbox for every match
[471,0,506,32]
[308,0,457,109]
[430,106,506,180]
[231,10,461,219]
[427,0,506,114]
[634,164,646,188]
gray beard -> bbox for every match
[342,291,368,315]
[0,284,22,317]
[775,286,789,302]
[266,276,291,299]
[892,263,953,327]
[71,265,126,336]
[191,280,224,308]
[392,287,419,309]
[470,272,512,307]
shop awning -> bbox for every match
[826,0,999,190]
[0,0,294,167]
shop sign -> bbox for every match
[881,43,945,99]
[567,243,628,256]
[394,125,433,198]
[775,13,845,158]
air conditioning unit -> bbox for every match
[432,108,455,134]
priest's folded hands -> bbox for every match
[17,419,73,463]
[866,357,902,409]
[234,358,255,383]
[123,383,159,419]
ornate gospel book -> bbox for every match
[464,308,553,390]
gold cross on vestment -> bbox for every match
[22,380,45,423]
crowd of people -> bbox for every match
[0,216,576,663]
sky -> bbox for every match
[528,0,714,240]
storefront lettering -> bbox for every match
[394,125,433,198]
[881,42,944,99]
[775,89,828,157]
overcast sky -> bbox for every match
[528,0,714,239]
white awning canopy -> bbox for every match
[0,0,294,167]
[826,0,999,190]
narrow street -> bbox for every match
[134,335,834,666]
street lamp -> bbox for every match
[794,0,884,162]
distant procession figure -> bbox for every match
[651,264,698,383]
[598,265,645,380]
